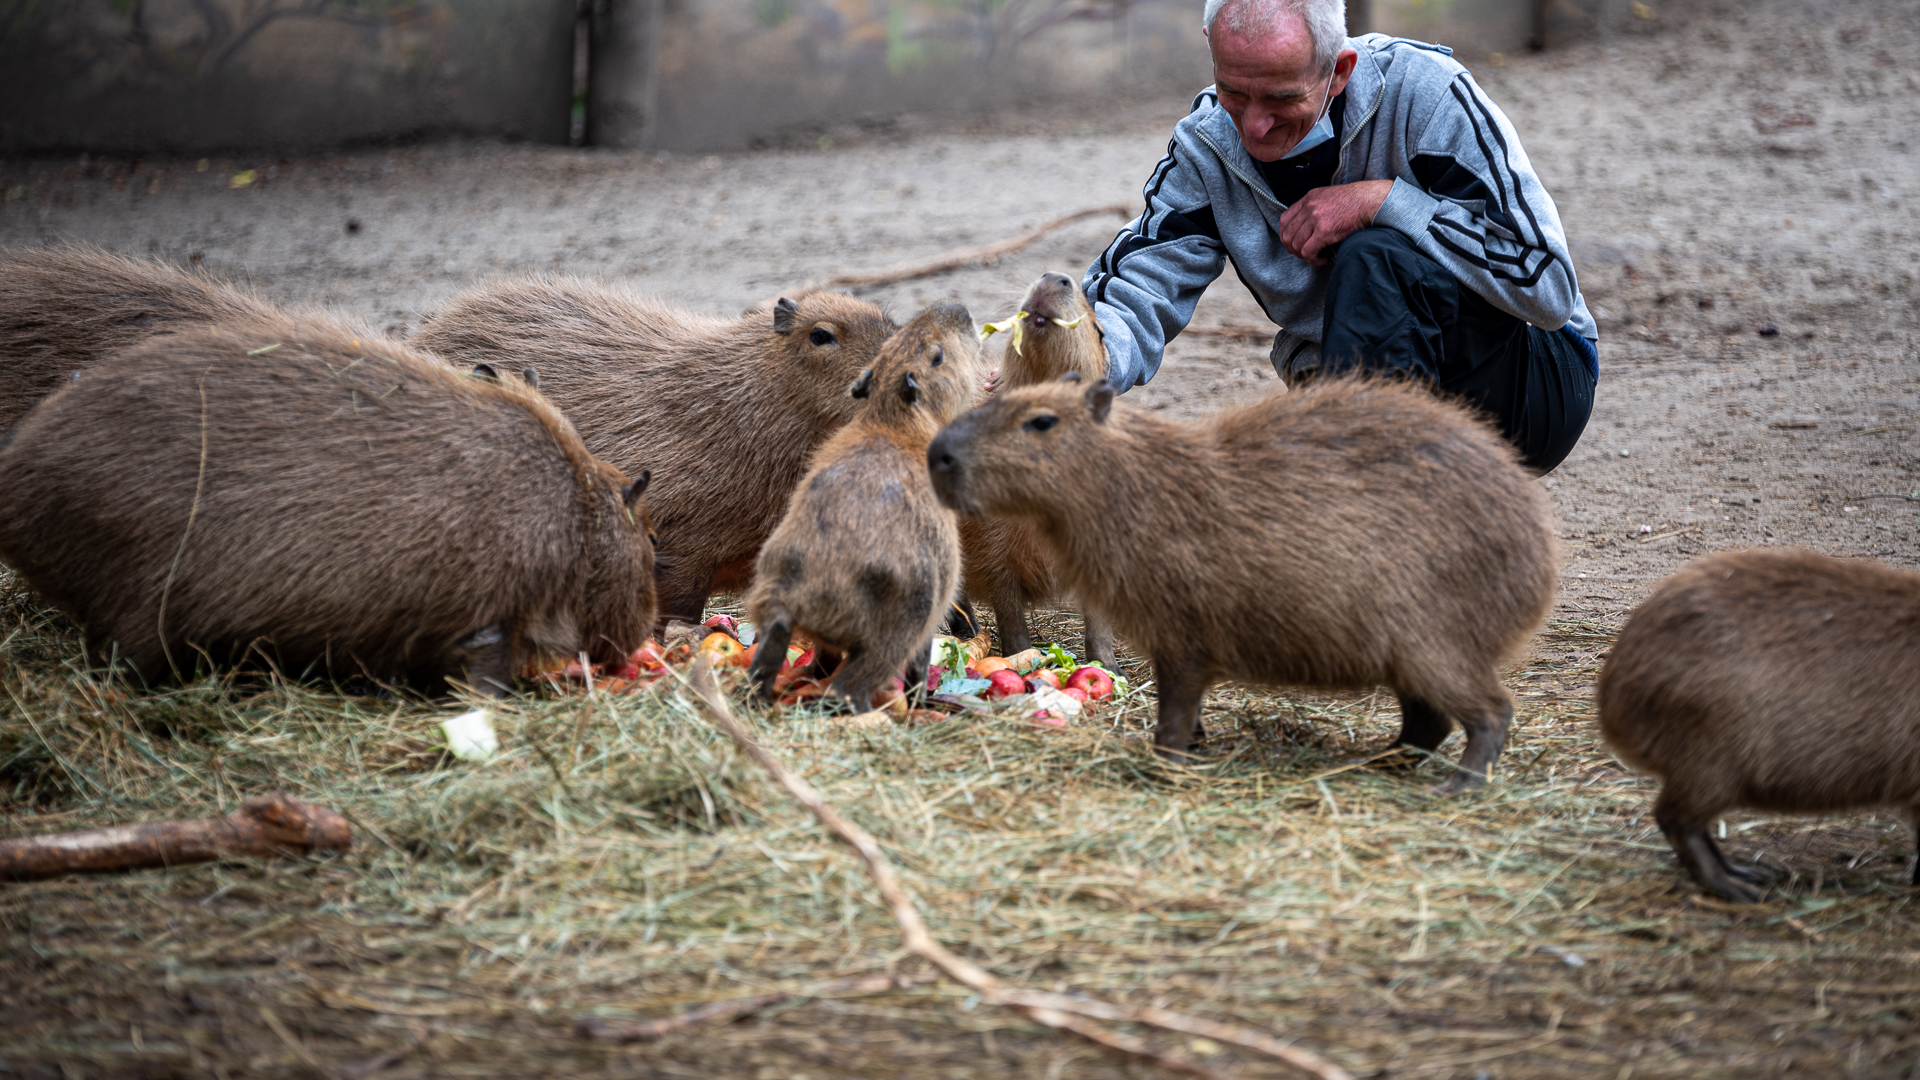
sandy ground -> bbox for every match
[2,0,1918,1075]
[2,0,1914,610]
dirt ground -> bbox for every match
[2,0,1918,1075]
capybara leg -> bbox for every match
[1712,841,1770,887]
[1908,808,1919,886]
[829,648,899,713]
[1083,611,1117,672]
[1431,694,1512,796]
[1654,789,1763,903]
[747,609,793,702]
[904,635,933,701]
[1391,694,1454,753]
[654,565,715,629]
[991,587,1031,658]
[456,624,513,699]
[1152,656,1210,762]
[943,597,980,640]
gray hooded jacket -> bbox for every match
[1085,33,1597,390]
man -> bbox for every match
[1085,0,1597,472]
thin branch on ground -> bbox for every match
[760,204,1132,307]
[577,972,939,1043]
[682,658,1355,1080]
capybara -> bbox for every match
[745,302,985,709]
[0,246,294,429]
[0,318,657,692]
[927,376,1557,792]
[1596,548,1920,902]
[966,272,1116,666]
[412,278,896,626]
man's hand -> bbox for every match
[1278,179,1395,266]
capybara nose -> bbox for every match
[927,431,958,477]
[1041,272,1074,292]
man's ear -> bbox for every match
[1086,379,1114,423]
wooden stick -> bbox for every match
[760,204,1133,307]
[683,659,1353,1080]
[0,792,351,881]
[577,972,936,1043]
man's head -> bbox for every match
[1203,0,1358,162]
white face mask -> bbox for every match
[1279,68,1339,160]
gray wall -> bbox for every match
[0,0,578,154]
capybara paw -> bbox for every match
[1427,770,1485,797]
[1724,862,1772,886]
[1698,874,1767,904]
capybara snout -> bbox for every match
[1597,548,1920,902]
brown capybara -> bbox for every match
[745,301,985,710]
[927,376,1558,792]
[0,318,656,693]
[412,278,896,626]
[965,272,1116,666]
[1597,548,1920,902]
[0,246,295,429]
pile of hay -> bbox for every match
[2,568,1916,1078]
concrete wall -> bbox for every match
[0,0,578,154]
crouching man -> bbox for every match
[1086,0,1597,472]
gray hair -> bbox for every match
[1202,0,1348,75]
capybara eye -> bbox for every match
[1024,414,1058,433]
[808,326,837,347]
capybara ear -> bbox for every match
[471,362,501,381]
[1059,371,1083,384]
[900,372,920,406]
[522,366,541,390]
[625,469,651,505]
[773,298,801,335]
[849,368,874,399]
[1086,379,1114,423]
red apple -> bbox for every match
[1027,668,1062,691]
[702,613,740,638]
[629,639,667,671]
[1066,666,1115,701]
[985,669,1027,699]
[1062,686,1089,706]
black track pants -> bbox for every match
[1317,227,1597,474]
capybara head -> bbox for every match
[991,272,1107,387]
[852,300,985,433]
[928,375,1111,518]
[769,292,900,407]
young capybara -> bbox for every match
[745,301,985,710]
[412,278,896,626]
[964,272,1117,667]
[0,318,657,692]
[0,246,294,429]
[927,376,1558,792]
[1596,548,1920,902]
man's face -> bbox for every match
[1207,14,1358,162]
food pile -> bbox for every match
[531,617,1129,726]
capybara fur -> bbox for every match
[0,318,657,692]
[0,246,296,429]
[928,376,1558,792]
[746,301,984,710]
[1596,548,1920,902]
[964,272,1116,666]
[412,278,896,626]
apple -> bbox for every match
[974,656,1014,675]
[984,669,1027,699]
[1027,668,1062,691]
[1066,666,1115,701]
[702,613,740,638]
[612,662,642,681]
[1031,710,1069,727]
[629,639,667,671]
[1062,686,1090,706]
[698,632,747,667]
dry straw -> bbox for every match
[2,578,1917,1077]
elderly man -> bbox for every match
[1085,0,1596,472]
